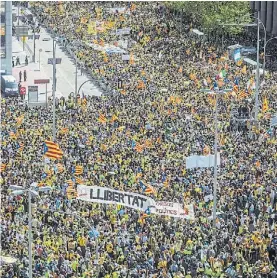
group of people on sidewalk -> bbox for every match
[1,2,277,278]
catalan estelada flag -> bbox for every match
[74,165,83,176]
[66,179,74,187]
[144,184,157,195]
[98,113,107,124]
[43,140,63,160]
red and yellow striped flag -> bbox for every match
[262,97,269,113]
[144,184,157,195]
[137,80,145,90]
[238,91,248,100]
[134,144,144,153]
[0,163,6,172]
[98,113,107,124]
[82,98,87,106]
[43,140,63,160]
[74,165,83,176]
[66,180,74,187]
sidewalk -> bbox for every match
[12,7,102,102]
[12,36,60,102]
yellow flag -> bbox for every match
[87,21,97,35]
[241,65,247,74]
[262,97,269,113]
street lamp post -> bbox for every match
[75,57,78,105]
[52,39,57,141]
[200,88,232,231]
[9,184,51,278]
[39,208,100,275]
[38,48,42,71]
[263,36,277,71]
[220,13,266,122]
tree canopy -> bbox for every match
[166,1,252,35]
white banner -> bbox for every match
[186,154,220,169]
[116,28,131,35]
[152,201,194,220]
[122,54,130,61]
[77,185,155,212]
[77,185,194,220]
[107,7,129,14]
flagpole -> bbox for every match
[52,38,57,141]
[212,90,218,232]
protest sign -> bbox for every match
[116,28,131,35]
[186,154,220,169]
[77,185,155,212]
[77,185,195,220]
[152,201,195,220]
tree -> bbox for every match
[166,1,252,35]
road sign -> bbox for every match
[48,58,62,64]
[16,26,29,37]
[20,87,26,95]
[28,86,38,102]
[34,79,50,84]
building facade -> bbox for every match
[1,1,12,75]
[250,1,277,35]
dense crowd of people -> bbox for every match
[1,2,277,278]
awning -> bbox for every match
[191,29,204,36]
[227,44,242,50]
